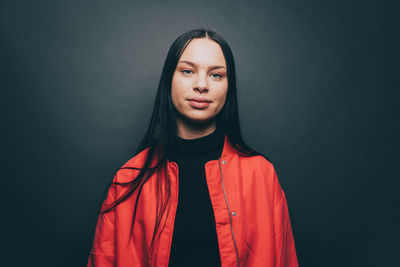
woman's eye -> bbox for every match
[211,73,223,79]
[182,69,193,75]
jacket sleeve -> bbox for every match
[272,168,299,267]
[87,184,116,267]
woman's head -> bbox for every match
[171,37,228,137]
[150,29,239,141]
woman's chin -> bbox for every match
[179,114,215,126]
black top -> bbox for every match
[167,126,225,267]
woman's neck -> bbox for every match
[176,117,216,140]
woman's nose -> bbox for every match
[193,72,208,93]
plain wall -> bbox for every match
[1,0,399,266]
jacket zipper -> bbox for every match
[218,157,240,267]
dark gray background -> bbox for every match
[1,0,399,266]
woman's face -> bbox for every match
[171,38,228,128]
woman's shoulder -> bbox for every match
[121,147,151,168]
[112,147,151,183]
[238,151,281,183]
[238,151,276,173]
[238,152,285,201]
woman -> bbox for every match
[87,29,298,267]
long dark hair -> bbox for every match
[100,28,262,260]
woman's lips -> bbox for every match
[188,100,211,109]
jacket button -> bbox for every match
[222,160,227,164]
[232,211,237,216]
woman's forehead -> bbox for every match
[179,38,226,67]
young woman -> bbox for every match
[87,29,298,267]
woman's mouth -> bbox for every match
[187,99,211,109]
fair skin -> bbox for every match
[171,38,228,139]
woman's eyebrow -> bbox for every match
[178,60,226,70]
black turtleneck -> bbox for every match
[167,126,225,267]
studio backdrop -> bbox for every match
[1,0,398,266]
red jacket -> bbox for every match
[88,135,299,267]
